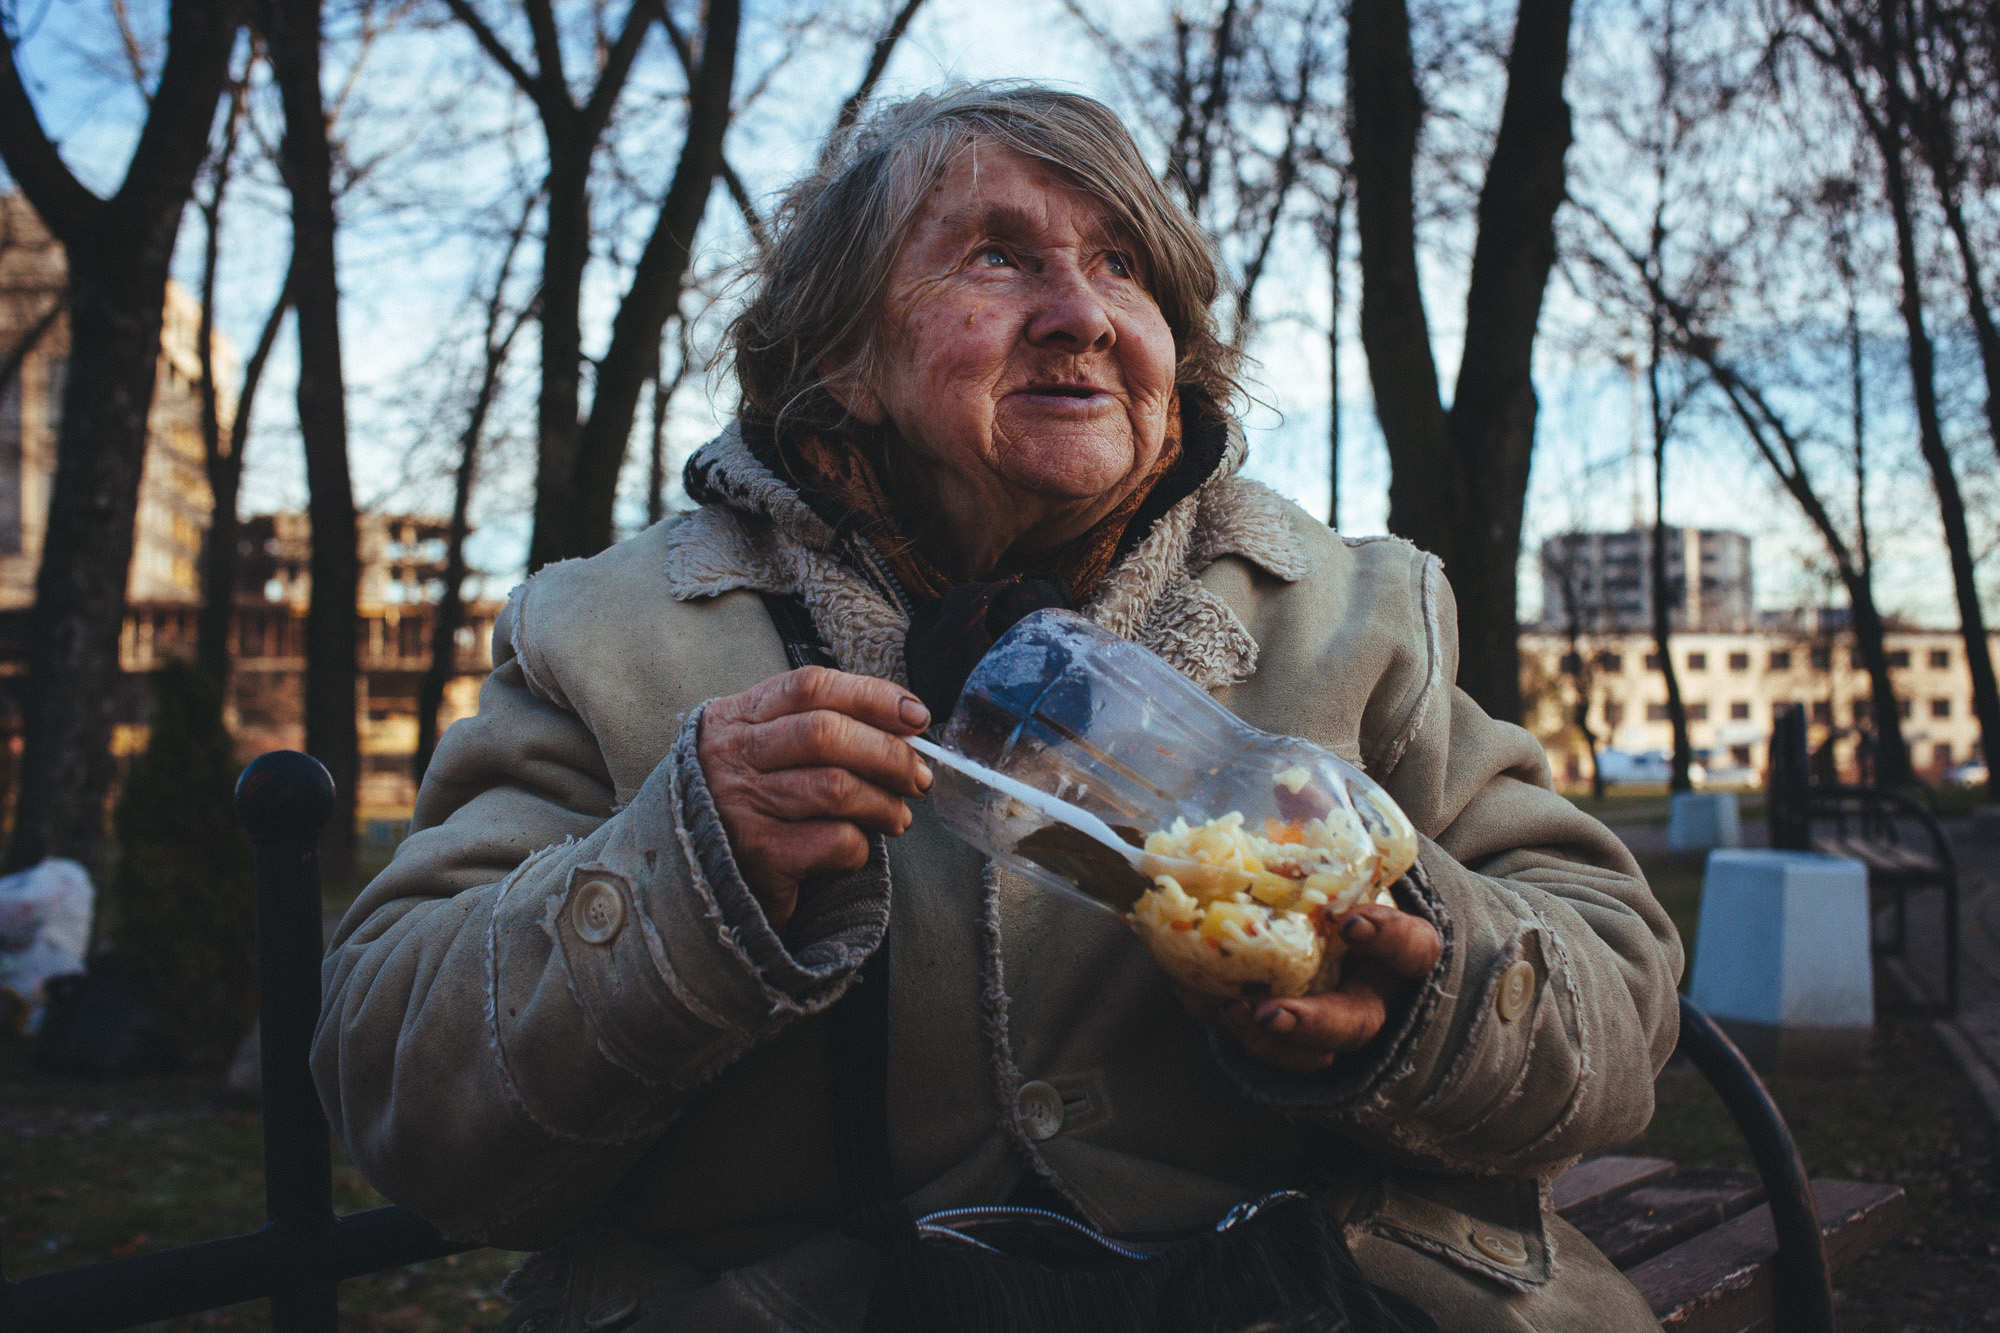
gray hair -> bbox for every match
[729,82,1240,448]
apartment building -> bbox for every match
[1,193,229,608]
[1521,625,1994,786]
[1540,527,1755,634]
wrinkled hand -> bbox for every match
[1191,903,1443,1075]
[698,666,933,929]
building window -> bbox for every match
[1932,698,1952,719]
[1934,742,1953,768]
[1686,651,1708,671]
[1731,744,1753,768]
[1728,651,1750,671]
[1853,699,1872,726]
[1646,703,1670,722]
[1730,700,1751,720]
[1596,651,1623,672]
[1811,700,1832,724]
[1560,651,1583,674]
[1887,649,1910,669]
[1603,700,1625,726]
[1930,648,1951,669]
[1688,702,1709,721]
[1771,699,1797,721]
[1645,652,1662,671]
[1898,698,1912,719]
[1768,649,1792,671]
[1810,647,1831,671]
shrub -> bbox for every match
[106,660,255,1069]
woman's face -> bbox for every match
[837,143,1177,574]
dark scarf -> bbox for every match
[731,392,1231,718]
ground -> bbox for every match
[3,835,1995,1329]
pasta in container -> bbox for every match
[927,609,1417,999]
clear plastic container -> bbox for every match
[930,609,1416,919]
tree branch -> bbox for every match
[579,0,657,148]
[832,0,930,135]
[0,23,106,240]
[440,0,542,104]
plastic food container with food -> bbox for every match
[925,609,1418,999]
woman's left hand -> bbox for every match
[1196,903,1443,1074]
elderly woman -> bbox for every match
[314,85,1682,1331]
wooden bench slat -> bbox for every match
[1630,1178,1908,1332]
[1566,1168,1766,1269]
[1552,1155,1677,1214]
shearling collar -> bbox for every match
[666,422,1311,691]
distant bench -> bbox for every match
[1766,705,1960,1014]
[1560,1153,1906,1331]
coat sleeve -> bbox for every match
[1214,559,1685,1175]
[311,589,888,1247]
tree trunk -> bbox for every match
[10,263,168,873]
[196,275,290,689]
[0,0,245,875]
[1867,12,2000,800]
[527,142,591,572]
[1350,0,1574,722]
[566,0,739,559]
[270,0,360,885]
[1324,192,1345,529]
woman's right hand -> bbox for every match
[697,666,934,929]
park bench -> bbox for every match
[1766,704,1961,1015]
[0,751,1905,1332]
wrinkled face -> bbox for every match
[836,143,1177,571]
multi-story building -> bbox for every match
[0,193,500,812]
[1521,624,1995,787]
[1,192,230,608]
[1540,527,1754,634]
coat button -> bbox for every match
[572,878,626,944]
[1016,1080,1065,1141]
[1469,1227,1529,1267]
[1496,960,1536,1022]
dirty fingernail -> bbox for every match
[900,697,931,729]
[1342,916,1377,944]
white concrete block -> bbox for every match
[1688,849,1873,1071]
[1667,791,1741,851]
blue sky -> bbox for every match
[4,0,1986,628]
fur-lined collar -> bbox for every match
[666,423,1310,690]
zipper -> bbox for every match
[912,1204,1158,1261]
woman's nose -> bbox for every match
[1025,263,1115,351]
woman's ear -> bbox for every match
[824,368,886,426]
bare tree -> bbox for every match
[414,199,540,782]
[1348,0,1577,723]
[193,60,293,692]
[1792,0,2000,798]
[443,0,740,570]
[1543,537,1608,798]
[267,0,361,885]
[0,0,247,874]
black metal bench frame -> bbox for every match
[1767,705,1960,1016]
[2,751,1839,1331]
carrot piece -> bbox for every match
[1264,818,1306,845]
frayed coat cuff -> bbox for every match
[528,706,889,1094]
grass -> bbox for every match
[0,1042,520,1330]
[6,844,1990,1329]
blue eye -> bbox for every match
[1105,252,1135,278]
[977,245,1014,268]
